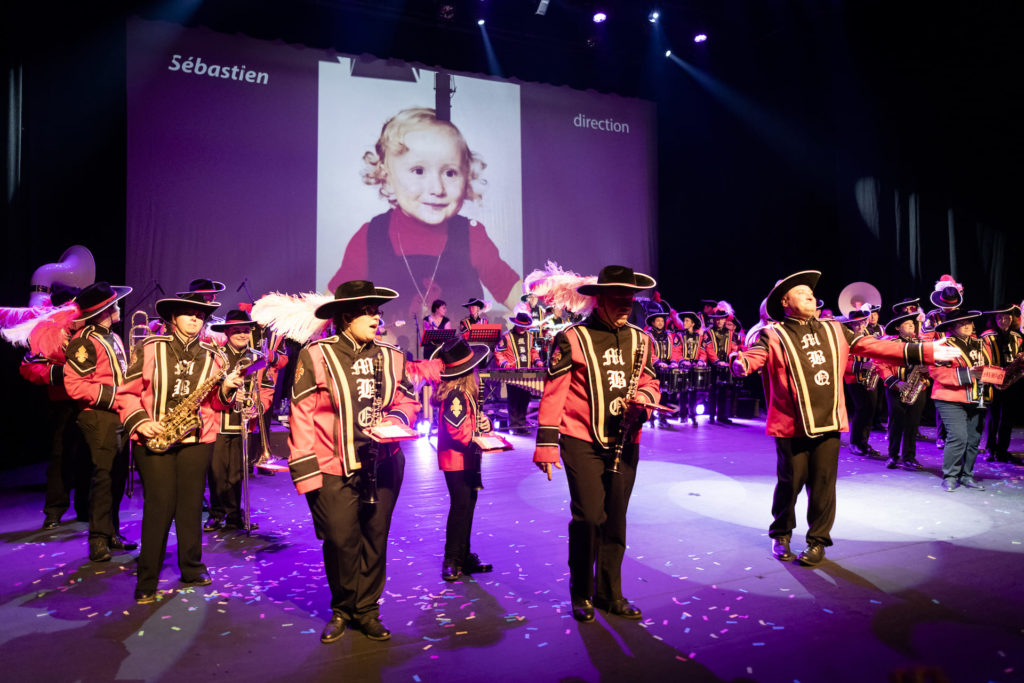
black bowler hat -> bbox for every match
[155,292,222,321]
[508,312,533,327]
[765,270,821,322]
[314,280,399,320]
[209,309,258,332]
[431,337,490,379]
[176,278,226,296]
[885,311,920,336]
[50,283,81,307]
[934,308,983,333]
[73,281,133,322]
[576,265,656,296]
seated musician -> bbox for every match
[459,297,488,335]
[494,312,544,435]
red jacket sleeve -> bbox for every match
[327,222,371,291]
[65,335,117,410]
[469,221,520,306]
[533,332,573,464]
[287,346,326,494]
[20,354,62,387]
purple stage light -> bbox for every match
[696,403,706,415]
[593,11,607,23]
[694,33,708,43]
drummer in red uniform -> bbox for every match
[494,311,544,434]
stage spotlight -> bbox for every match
[696,403,706,415]
[649,11,659,23]
[477,18,485,25]
[665,50,671,57]
[536,0,550,15]
[416,420,431,437]
[694,33,708,43]
[593,11,607,23]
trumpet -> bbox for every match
[129,310,152,355]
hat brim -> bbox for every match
[74,286,133,322]
[645,312,667,325]
[176,280,226,296]
[935,310,983,332]
[678,312,700,325]
[209,319,258,332]
[576,272,656,296]
[431,343,491,379]
[765,270,821,322]
[314,287,399,319]
[984,305,1021,317]
[462,299,486,308]
[155,297,222,321]
[929,289,963,310]
[509,315,534,326]
[891,299,921,313]
[884,312,920,336]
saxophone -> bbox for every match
[147,351,242,453]
[899,364,929,404]
[857,359,880,390]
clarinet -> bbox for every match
[360,352,384,504]
[608,336,647,474]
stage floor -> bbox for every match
[1,418,1022,683]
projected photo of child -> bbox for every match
[317,61,524,354]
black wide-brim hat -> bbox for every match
[463,297,486,309]
[509,312,533,327]
[51,282,82,307]
[885,311,921,336]
[209,309,259,332]
[678,311,700,326]
[892,297,921,313]
[576,265,656,296]
[176,278,226,296]
[934,308,983,332]
[431,338,490,379]
[765,270,821,322]
[645,311,668,326]
[839,308,871,324]
[929,286,963,310]
[73,281,132,322]
[984,304,1021,318]
[314,280,399,320]
[156,293,222,321]
[520,292,537,302]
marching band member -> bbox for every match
[928,277,965,449]
[494,311,544,434]
[677,312,703,427]
[731,271,956,567]
[459,297,488,334]
[432,338,494,582]
[117,292,242,603]
[646,311,682,426]
[699,303,741,425]
[64,282,137,563]
[533,265,660,623]
[979,305,1021,463]
[876,312,930,470]
[892,297,922,317]
[839,308,881,457]
[287,280,420,643]
[929,309,993,491]
[204,310,274,531]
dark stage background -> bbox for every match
[3,0,1023,461]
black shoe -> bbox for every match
[462,552,493,574]
[864,445,882,457]
[959,476,985,490]
[89,537,112,563]
[885,457,899,469]
[359,616,391,641]
[596,598,642,620]
[715,417,734,425]
[223,516,245,530]
[798,543,826,567]
[849,444,866,456]
[442,560,461,582]
[902,458,923,471]
[181,572,212,587]
[109,535,138,551]
[771,535,795,562]
[203,517,223,532]
[942,478,958,492]
[134,589,156,605]
[320,615,348,643]
[690,417,698,427]
[571,599,595,623]
[42,516,61,531]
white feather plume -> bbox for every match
[1,303,78,348]
[251,291,333,344]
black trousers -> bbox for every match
[443,468,481,562]
[845,383,876,448]
[506,385,531,430]
[305,450,405,622]
[208,432,257,522]
[560,435,638,604]
[886,388,927,460]
[677,389,698,421]
[769,433,840,546]
[984,386,1017,455]
[76,409,128,541]
[44,400,90,521]
[135,442,212,592]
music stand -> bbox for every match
[422,328,457,355]
[463,324,503,347]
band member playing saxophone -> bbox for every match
[876,312,930,470]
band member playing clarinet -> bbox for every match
[287,281,420,643]
[533,265,660,623]
[731,271,958,567]
[876,311,930,471]
[117,292,243,604]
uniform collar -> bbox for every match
[172,329,200,350]
[339,330,370,353]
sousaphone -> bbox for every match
[837,281,881,316]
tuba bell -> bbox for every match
[838,281,882,317]
[29,245,96,307]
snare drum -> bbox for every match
[657,368,678,394]
[714,364,740,387]
[690,365,711,392]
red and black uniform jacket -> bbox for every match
[698,326,741,363]
[980,328,1022,368]
[20,352,71,402]
[117,333,234,444]
[876,334,931,395]
[843,349,874,385]
[494,329,543,368]
[218,345,275,434]
[65,324,128,412]
[678,330,701,362]
[533,318,660,464]
[287,333,420,494]
[459,315,489,335]
[646,327,683,367]
[733,317,935,438]
[930,335,994,404]
[437,388,488,471]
